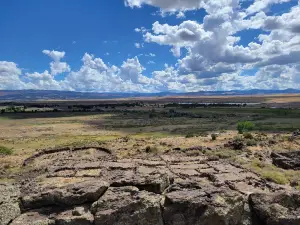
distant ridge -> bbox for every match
[1,89,300,101]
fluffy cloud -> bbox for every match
[0,52,160,92]
[0,61,28,90]
[43,50,71,75]
[63,54,160,92]
[129,0,300,89]
[246,0,292,15]
[26,70,63,90]
[125,0,204,12]
[1,0,300,93]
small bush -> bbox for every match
[0,146,13,155]
[199,132,209,137]
[243,132,253,139]
[288,136,296,142]
[237,121,255,134]
[211,134,217,141]
[233,135,243,142]
[145,146,158,153]
[268,139,277,145]
[226,136,244,150]
[123,136,130,142]
[185,133,195,138]
[246,139,257,146]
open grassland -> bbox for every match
[26,93,300,103]
[1,100,300,187]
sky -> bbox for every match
[0,0,300,93]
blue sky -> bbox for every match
[0,0,300,92]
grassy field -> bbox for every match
[1,102,300,186]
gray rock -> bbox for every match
[163,188,245,225]
[0,183,20,204]
[0,184,21,225]
[22,180,109,209]
[91,186,164,225]
[249,192,300,225]
[10,211,55,225]
[271,151,300,170]
[110,169,170,194]
[0,203,21,225]
[55,206,94,225]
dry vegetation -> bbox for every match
[1,96,300,188]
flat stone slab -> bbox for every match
[22,180,109,209]
[91,186,164,225]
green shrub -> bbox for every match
[199,132,209,137]
[246,139,257,146]
[243,132,253,139]
[252,159,266,169]
[233,135,243,142]
[185,133,195,138]
[237,121,255,134]
[211,133,217,141]
[268,139,277,145]
[145,146,158,153]
[0,146,13,155]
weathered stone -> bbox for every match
[0,203,21,225]
[161,155,207,163]
[13,151,299,225]
[271,151,300,170]
[0,183,20,203]
[22,180,109,209]
[10,211,55,225]
[55,206,94,225]
[163,188,245,225]
[110,169,170,194]
[249,192,300,225]
[240,203,252,225]
[91,186,164,225]
[103,161,136,170]
[0,184,21,225]
[132,159,166,167]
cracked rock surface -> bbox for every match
[1,146,300,225]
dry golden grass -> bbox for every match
[1,105,300,185]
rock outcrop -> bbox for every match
[163,187,244,225]
[0,184,21,225]
[271,151,300,170]
[249,192,300,225]
[22,180,109,209]
[91,186,164,225]
[1,146,300,225]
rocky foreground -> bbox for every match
[1,146,300,225]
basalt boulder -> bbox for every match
[21,180,109,209]
[271,151,300,170]
[91,186,164,225]
[0,184,21,225]
[163,187,245,225]
[249,192,300,225]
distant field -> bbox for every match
[1,97,300,187]
[28,94,300,104]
